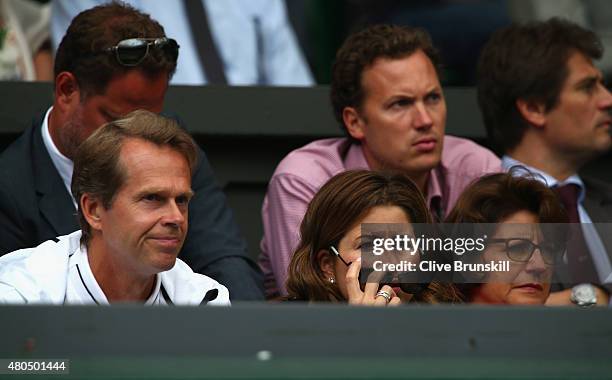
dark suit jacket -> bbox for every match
[551,176,612,290]
[583,176,612,224]
[0,115,264,300]
[583,177,612,285]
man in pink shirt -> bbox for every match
[260,24,501,297]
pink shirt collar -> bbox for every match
[344,142,444,218]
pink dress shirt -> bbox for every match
[260,136,501,297]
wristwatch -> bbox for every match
[570,283,597,307]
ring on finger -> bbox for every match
[375,290,392,303]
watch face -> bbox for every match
[572,284,596,305]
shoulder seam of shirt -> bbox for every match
[269,172,321,191]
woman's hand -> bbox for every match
[345,258,401,306]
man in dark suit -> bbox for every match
[0,2,263,300]
[477,18,612,306]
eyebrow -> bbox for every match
[362,233,382,239]
[354,233,379,243]
[383,94,414,106]
[136,188,195,199]
[574,75,601,89]
[426,88,443,97]
[384,86,442,103]
[181,190,195,199]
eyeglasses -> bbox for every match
[330,246,351,267]
[330,246,384,287]
[105,37,179,66]
[329,245,428,293]
[486,238,564,265]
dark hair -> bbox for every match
[330,24,441,134]
[54,1,177,96]
[477,18,602,153]
[445,170,568,301]
[446,170,568,225]
[72,110,198,246]
[286,170,460,303]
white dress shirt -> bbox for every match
[41,106,76,208]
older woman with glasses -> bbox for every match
[286,170,461,305]
[445,172,569,305]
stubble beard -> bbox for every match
[55,120,84,161]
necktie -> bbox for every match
[184,0,228,84]
[553,184,599,284]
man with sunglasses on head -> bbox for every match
[0,2,264,301]
[51,0,313,86]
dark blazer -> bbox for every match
[583,176,612,224]
[583,176,612,279]
[0,115,264,300]
[552,176,612,289]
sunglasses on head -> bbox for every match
[105,37,179,66]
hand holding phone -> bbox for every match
[345,257,401,306]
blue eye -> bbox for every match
[143,194,161,202]
[426,92,442,104]
[176,195,190,206]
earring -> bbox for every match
[329,277,336,284]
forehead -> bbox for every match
[92,70,167,113]
[344,206,412,240]
[563,51,601,85]
[361,50,440,96]
[494,210,539,239]
[118,138,190,186]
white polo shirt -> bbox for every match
[65,246,165,305]
[0,231,230,305]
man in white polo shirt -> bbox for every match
[0,110,229,305]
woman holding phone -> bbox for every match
[285,170,460,304]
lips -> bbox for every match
[598,119,611,129]
[412,137,437,152]
[513,283,544,293]
[148,235,182,250]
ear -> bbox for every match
[80,193,104,232]
[316,249,335,279]
[54,72,82,115]
[516,98,547,129]
[342,107,366,141]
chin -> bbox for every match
[595,141,612,154]
[152,256,178,274]
[405,156,441,174]
[507,294,547,305]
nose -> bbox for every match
[161,200,186,228]
[598,84,612,110]
[525,248,547,276]
[413,102,433,130]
